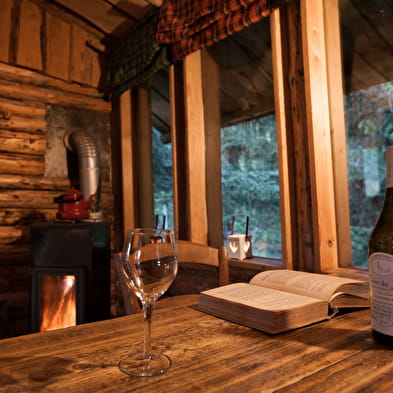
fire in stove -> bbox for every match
[30,222,110,333]
[40,275,76,332]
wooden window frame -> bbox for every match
[267,0,354,273]
[116,0,357,274]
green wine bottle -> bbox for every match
[368,145,393,346]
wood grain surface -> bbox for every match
[0,299,387,393]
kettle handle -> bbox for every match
[53,194,82,204]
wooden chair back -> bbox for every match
[176,240,229,286]
[114,240,229,314]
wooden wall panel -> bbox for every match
[1,0,106,89]
[0,0,13,62]
[17,0,43,71]
[45,13,71,80]
[70,24,98,86]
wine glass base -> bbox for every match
[119,346,172,377]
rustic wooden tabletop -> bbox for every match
[0,298,390,393]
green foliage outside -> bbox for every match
[221,115,281,259]
[152,128,174,230]
[153,81,393,266]
[345,81,393,266]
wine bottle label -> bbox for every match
[386,146,393,188]
[369,252,393,335]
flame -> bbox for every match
[39,275,77,332]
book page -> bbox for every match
[201,283,322,311]
[249,270,363,301]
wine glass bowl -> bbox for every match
[117,228,178,377]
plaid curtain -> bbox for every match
[106,8,170,97]
[156,0,278,63]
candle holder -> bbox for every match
[226,234,252,260]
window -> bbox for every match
[340,1,393,267]
[207,17,282,260]
[221,116,282,259]
[151,70,174,230]
[152,127,174,230]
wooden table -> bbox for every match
[0,298,392,393]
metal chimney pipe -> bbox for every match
[63,129,103,222]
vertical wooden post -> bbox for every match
[117,82,155,237]
[170,62,187,240]
[270,6,295,270]
[270,0,313,271]
[183,50,208,244]
[202,49,223,248]
[301,0,339,271]
[323,0,352,267]
[134,80,154,228]
[119,90,136,237]
[171,49,221,245]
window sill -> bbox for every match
[229,258,369,281]
[326,266,369,281]
[229,256,282,271]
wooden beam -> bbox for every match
[301,0,338,271]
[134,80,154,228]
[119,90,136,236]
[0,79,110,112]
[170,63,187,239]
[183,50,208,244]
[0,62,104,99]
[202,49,223,248]
[324,0,352,267]
[270,6,295,270]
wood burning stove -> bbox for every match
[30,223,110,332]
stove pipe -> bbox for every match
[64,129,103,221]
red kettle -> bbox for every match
[54,187,91,220]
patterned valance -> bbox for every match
[106,0,278,96]
[106,8,170,97]
[156,0,278,63]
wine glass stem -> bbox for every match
[143,302,154,358]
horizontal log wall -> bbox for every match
[0,0,113,337]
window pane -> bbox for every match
[209,17,282,259]
[340,1,393,266]
[221,116,282,258]
[151,70,174,230]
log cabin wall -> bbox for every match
[0,0,114,337]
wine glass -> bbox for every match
[117,228,178,377]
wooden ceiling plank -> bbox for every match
[53,0,134,36]
[347,52,387,92]
[31,0,105,39]
[340,0,393,85]
[105,0,155,20]
[348,0,393,48]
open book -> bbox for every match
[198,269,369,334]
